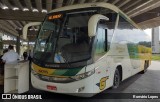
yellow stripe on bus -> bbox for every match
[32,63,56,76]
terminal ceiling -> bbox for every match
[0,0,159,41]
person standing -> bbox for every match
[0,49,8,76]
[28,50,33,66]
[23,51,28,60]
[28,49,33,88]
[2,45,19,64]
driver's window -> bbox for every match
[96,27,106,54]
[94,20,108,61]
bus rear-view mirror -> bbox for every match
[88,14,109,37]
[23,22,42,40]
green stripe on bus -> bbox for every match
[52,69,68,75]
[62,68,83,76]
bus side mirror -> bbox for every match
[88,14,109,37]
[23,22,42,40]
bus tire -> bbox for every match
[140,60,149,74]
[112,68,120,89]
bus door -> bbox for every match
[93,19,111,92]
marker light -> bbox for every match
[23,8,29,11]
[42,9,47,13]
[33,9,38,12]
[13,7,19,10]
[2,6,9,10]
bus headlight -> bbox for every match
[31,69,39,79]
[71,69,95,80]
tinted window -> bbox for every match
[113,15,151,60]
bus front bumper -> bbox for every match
[31,73,95,97]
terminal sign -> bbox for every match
[48,14,62,20]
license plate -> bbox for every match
[47,85,57,90]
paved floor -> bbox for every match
[26,61,160,102]
[1,61,160,102]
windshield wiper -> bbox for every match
[61,54,71,67]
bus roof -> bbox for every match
[49,2,140,29]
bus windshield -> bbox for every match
[33,7,117,67]
[34,9,97,64]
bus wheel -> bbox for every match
[112,68,120,89]
[140,61,149,74]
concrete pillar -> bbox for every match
[16,29,23,54]
[0,32,2,55]
[28,41,30,50]
[152,27,160,53]
[16,35,20,54]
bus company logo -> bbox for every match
[38,69,48,74]
[96,76,109,90]
[2,94,11,99]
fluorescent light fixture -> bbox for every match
[42,9,47,13]
[32,9,38,12]
[35,29,39,31]
[29,29,34,30]
[2,6,9,10]
[23,8,29,11]
[13,7,19,10]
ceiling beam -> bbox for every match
[0,27,16,37]
[5,21,27,38]
[15,21,23,28]
[131,6,160,23]
[120,0,139,11]
[35,0,42,12]
[116,0,130,8]
[124,0,149,14]
[0,2,4,8]
[0,9,45,21]
[7,20,19,29]
[104,0,109,2]
[13,0,23,10]
[1,0,13,9]
[0,23,18,37]
[66,0,75,6]
[46,0,52,12]
[127,0,152,14]
[127,0,160,17]
[56,0,63,8]
[138,17,160,29]
[21,21,26,26]
[69,0,75,5]
[1,21,15,30]
[122,0,141,12]
[88,0,97,2]
[110,0,119,5]
[0,20,18,33]
[78,0,86,4]
[24,0,32,11]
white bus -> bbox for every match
[23,2,152,97]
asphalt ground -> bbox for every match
[1,61,160,102]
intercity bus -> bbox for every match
[23,2,152,97]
